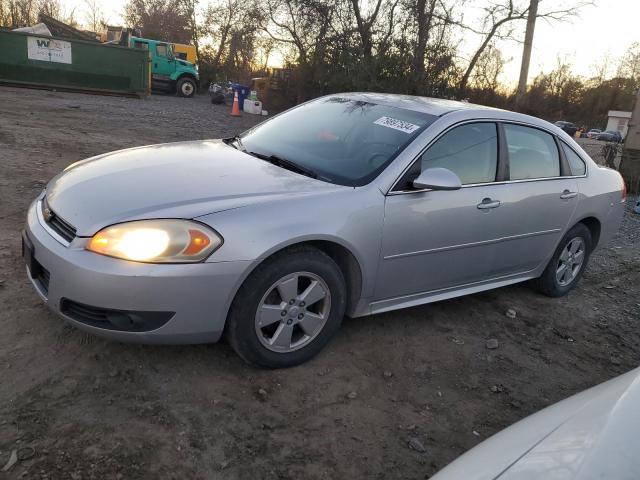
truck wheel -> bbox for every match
[176,77,196,98]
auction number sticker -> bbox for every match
[373,116,420,134]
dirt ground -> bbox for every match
[1,86,639,480]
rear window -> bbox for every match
[504,124,560,180]
[561,143,586,176]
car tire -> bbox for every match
[176,77,196,98]
[532,223,592,297]
[225,246,346,368]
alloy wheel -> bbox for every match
[556,237,586,287]
[254,271,331,353]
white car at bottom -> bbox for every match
[432,368,640,480]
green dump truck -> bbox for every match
[129,36,199,97]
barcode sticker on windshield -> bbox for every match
[374,116,420,134]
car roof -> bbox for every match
[333,92,500,117]
[321,92,568,137]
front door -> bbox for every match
[375,122,506,301]
[152,42,175,81]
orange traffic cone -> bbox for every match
[230,91,241,117]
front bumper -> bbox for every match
[24,199,250,344]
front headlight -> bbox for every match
[87,219,222,263]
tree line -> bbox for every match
[2,0,639,128]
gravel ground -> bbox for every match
[0,86,639,480]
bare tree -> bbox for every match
[38,0,60,18]
[36,0,78,26]
[350,0,382,77]
[459,0,593,94]
[590,55,613,85]
[617,42,640,88]
[203,0,252,68]
[471,43,506,91]
[124,0,191,43]
[182,0,202,61]
[0,0,38,27]
[83,0,103,32]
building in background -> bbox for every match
[621,94,640,193]
[607,110,632,139]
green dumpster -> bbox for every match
[0,30,150,97]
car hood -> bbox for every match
[431,367,640,480]
[45,140,343,236]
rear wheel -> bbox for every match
[226,246,346,368]
[532,223,592,297]
[176,77,196,98]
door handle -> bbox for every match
[560,190,578,200]
[477,198,501,210]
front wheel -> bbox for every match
[226,246,346,368]
[176,77,196,98]
[532,223,592,297]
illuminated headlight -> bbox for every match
[87,219,222,263]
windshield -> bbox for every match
[239,97,437,186]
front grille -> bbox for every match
[42,198,76,242]
[60,299,174,332]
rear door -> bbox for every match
[489,123,579,277]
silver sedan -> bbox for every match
[23,93,626,367]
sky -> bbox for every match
[60,0,639,84]
[486,0,640,86]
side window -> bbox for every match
[419,122,498,185]
[156,44,168,57]
[504,124,560,180]
[561,142,586,176]
[133,41,148,50]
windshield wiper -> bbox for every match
[224,135,246,152]
[247,151,318,179]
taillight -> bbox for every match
[620,173,627,203]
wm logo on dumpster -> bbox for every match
[27,36,72,64]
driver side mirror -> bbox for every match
[412,167,462,191]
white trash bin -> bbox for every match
[243,99,263,115]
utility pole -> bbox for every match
[515,0,539,110]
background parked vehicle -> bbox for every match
[554,121,578,136]
[171,43,197,64]
[129,36,199,97]
[586,128,602,138]
[431,367,640,480]
[596,130,623,142]
[208,81,231,104]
